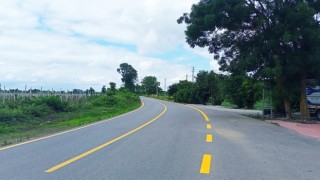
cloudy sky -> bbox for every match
[0,0,219,91]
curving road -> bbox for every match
[1,97,320,180]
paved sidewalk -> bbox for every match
[267,120,320,140]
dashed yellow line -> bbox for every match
[0,102,145,151]
[200,154,212,174]
[45,103,167,173]
[206,134,213,143]
[206,124,212,129]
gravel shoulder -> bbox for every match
[192,104,262,116]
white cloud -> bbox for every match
[0,0,205,91]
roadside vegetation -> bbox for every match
[139,71,264,110]
[177,1,320,120]
[0,63,143,147]
[0,87,140,147]
[0,63,141,146]
[136,1,320,121]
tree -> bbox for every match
[224,75,246,108]
[117,63,138,92]
[223,74,262,109]
[141,76,159,95]
[109,82,116,92]
[101,85,107,94]
[208,71,224,105]
[85,87,95,95]
[171,80,198,103]
[178,0,320,119]
[72,89,83,94]
[135,84,144,95]
[195,71,210,104]
[195,70,225,105]
[167,83,178,96]
[106,82,117,96]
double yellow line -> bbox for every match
[45,102,167,172]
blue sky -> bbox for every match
[0,0,219,91]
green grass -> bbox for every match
[0,92,141,147]
[147,95,174,102]
[221,100,266,110]
[221,101,238,108]
[254,100,263,110]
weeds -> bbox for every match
[0,90,140,146]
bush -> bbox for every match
[0,109,25,123]
[21,104,52,117]
[39,96,68,112]
[209,96,223,105]
[0,123,17,134]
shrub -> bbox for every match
[21,104,52,117]
[0,109,25,123]
[0,123,18,134]
[39,96,68,112]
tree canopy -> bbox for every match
[141,76,159,95]
[117,63,138,92]
[178,0,320,119]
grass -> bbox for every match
[147,94,174,102]
[221,101,238,108]
[221,100,266,110]
[0,91,141,147]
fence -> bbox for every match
[0,90,94,104]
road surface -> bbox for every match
[1,97,320,179]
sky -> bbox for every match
[0,0,220,91]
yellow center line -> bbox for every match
[45,103,167,173]
[206,134,213,143]
[0,102,145,151]
[200,154,212,174]
[185,105,209,121]
[206,124,212,129]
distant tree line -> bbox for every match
[116,63,263,109]
[167,71,262,109]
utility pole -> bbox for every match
[192,67,195,82]
[164,78,167,92]
[186,74,188,81]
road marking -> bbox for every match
[206,134,213,142]
[45,103,167,173]
[185,105,209,121]
[200,154,212,174]
[0,102,145,151]
[206,124,212,129]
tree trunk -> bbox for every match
[284,96,293,119]
[278,77,293,119]
[299,68,310,120]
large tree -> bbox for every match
[195,71,211,104]
[178,0,320,119]
[168,80,198,103]
[195,70,224,105]
[141,76,159,95]
[117,63,138,92]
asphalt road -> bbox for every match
[1,97,320,180]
